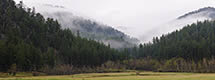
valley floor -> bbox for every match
[1,71,215,80]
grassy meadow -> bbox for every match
[1,71,215,80]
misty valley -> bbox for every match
[2,0,215,80]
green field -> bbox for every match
[1,72,215,80]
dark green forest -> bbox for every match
[130,20,215,61]
[121,20,215,72]
[0,0,125,72]
[2,0,215,75]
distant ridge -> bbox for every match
[43,11,139,48]
[178,7,215,19]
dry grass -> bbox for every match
[1,71,215,80]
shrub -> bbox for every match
[8,64,17,76]
[32,72,40,76]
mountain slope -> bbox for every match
[134,7,215,60]
[178,7,215,19]
[172,7,215,28]
[0,0,124,71]
[136,20,215,61]
[16,2,139,48]
[43,11,139,48]
[143,7,215,43]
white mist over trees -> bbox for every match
[13,0,215,43]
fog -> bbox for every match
[14,0,215,42]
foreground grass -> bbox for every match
[1,72,215,80]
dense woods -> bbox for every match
[0,0,124,72]
[2,0,215,75]
[130,20,215,61]
[122,20,215,72]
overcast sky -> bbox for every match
[14,0,215,42]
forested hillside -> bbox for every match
[137,20,215,61]
[0,0,124,72]
[130,20,215,61]
[110,20,215,72]
[42,12,139,48]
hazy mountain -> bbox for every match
[141,7,215,43]
[172,7,215,28]
[33,4,139,48]
[170,7,215,30]
[178,7,215,19]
